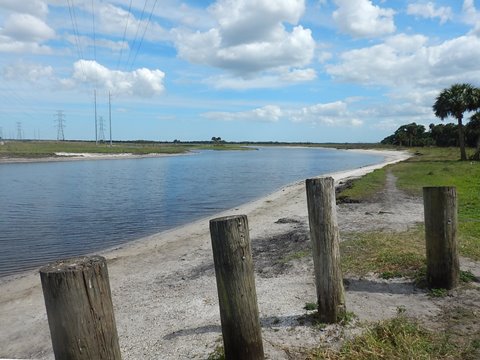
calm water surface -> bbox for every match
[0,147,383,277]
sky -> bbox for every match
[0,0,479,143]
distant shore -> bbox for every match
[0,151,191,164]
[0,148,411,359]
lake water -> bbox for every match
[0,147,383,277]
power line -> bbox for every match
[91,0,97,63]
[125,0,149,71]
[116,0,134,70]
[54,110,66,141]
[128,0,158,71]
[66,0,84,60]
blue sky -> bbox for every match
[0,0,479,142]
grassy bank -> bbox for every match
[321,146,480,359]
[339,146,480,260]
[0,140,250,158]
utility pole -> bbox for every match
[109,91,112,146]
[16,122,23,140]
[94,89,98,145]
[98,116,106,142]
[55,110,66,141]
[0,126,3,140]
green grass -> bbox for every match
[312,315,469,359]
[338,168,387,202]
[341,227,426,279]
[207,345,225,360]
[460,270,477,283]
[337,146,480,260]
[0,140,252,158]
[428,288,448,298]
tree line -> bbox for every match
[381,83,480,160]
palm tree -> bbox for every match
[469,112,480,160]
[433,83,480,160]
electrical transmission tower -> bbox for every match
[98,116,106,142]
[16,122,23,140]
[55,110,66,141]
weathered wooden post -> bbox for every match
[423,186,459,289]
[209,215,264,360]
[306,177,345,323]
[40,255,121,360]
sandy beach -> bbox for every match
[3,148,468,359]
[0,151,188,164]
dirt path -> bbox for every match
[338,170,424,232]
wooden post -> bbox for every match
[306,177,345,323]
[423,186,459,289]
[40,256,121,360]
[209,215,264,360]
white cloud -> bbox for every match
[463,0,480,34]
[210,0,305,47]
[407,2,452,24]
[173,0,315,79]
[67,60,165,97]
[204,100,364,127]
[204,67,316,90]
[0,36,52,54]
[317,51,333,63]
[0,0,48,18]
[65,34,128,52]
[332,0,396,38]
[0,11,55,54]
[203,105,282,122]
[326,33,480,88]
[97,3,170,42]
[289,101,363,126]
[280,68,317,82]
[3,62,54,82]
[2,13,55,42]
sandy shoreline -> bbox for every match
[0,149,412,359]
[0,151,191,164]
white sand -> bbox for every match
[0,149,415,359]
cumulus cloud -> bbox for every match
[202,101,363,127]
[204,67,316,90]
[97,3,170,42]
[332,0,396,38]
[326,33,480,88]
[463,0,480,34]
[210,0,305,47]
[2,13,55,42]
[66,60,165,97]
[0,0,48,18]
[203,105,283,122]
[407,2,452,24]
[65,34,128,52]
[0,36,52,54]
[289,101,363,126]
[3,61,54,82]
[0,12,55,54]
[173,0,315,80]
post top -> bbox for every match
[39,255,106,274]
[306,176,334,184]
[210,214,247,224]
